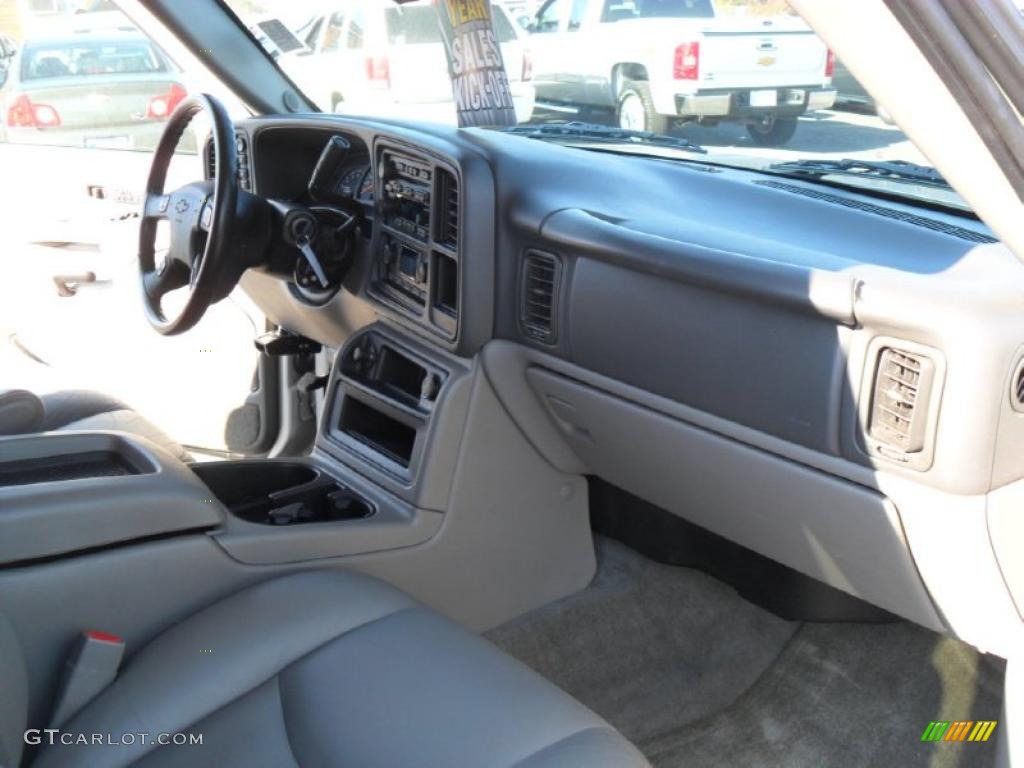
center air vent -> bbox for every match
[437,168,458,250]
[520,251,562,344]
[869,348,935,454]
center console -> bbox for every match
[318,323,470,507]
[198,323,465,565]
[0,432,221,566]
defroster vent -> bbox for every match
[520,251,561,344]
[869,348,934,454]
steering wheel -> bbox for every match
[138,94,241,336]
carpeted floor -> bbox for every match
[486,537,1005,768]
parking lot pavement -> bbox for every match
[531,106,927,166]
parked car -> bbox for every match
[831,57,894,124]
[527,0,836,145]
[283,0,535,124]
[0,32,187,149]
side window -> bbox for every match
[491,10,518,43]
[28,0,62,14]
[600,0,637,23]
[322,13,346,52]
[347,10,365,49]
[0,0,263,455]
[302,17,324,51]
[569,0,589,30]
[535,0,570,33]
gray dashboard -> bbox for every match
[235,113,1019,493]
[230,114,1024,654]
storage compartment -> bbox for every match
[434,251,458,315]
[192,460,374,526]
[339,331,445,413]
[0,450,145,488]
[376,346,428,405]
[338,398,416,467]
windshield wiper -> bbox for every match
[766,158,949,189]
[503,122,706,154]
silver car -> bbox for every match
[1,32,187,150]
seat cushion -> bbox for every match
[35,571,648,768]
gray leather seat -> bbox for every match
[9,570,647,768]
[0,389,190,462]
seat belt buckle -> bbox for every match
[49,630,125,729]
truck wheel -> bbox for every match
[745,116,798,147]
[617,80,670,134]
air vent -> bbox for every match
[204,133,251,191]
[205,137,216,180]
[520,251,561,344]
[1011,360,1024,412]
[869,348,935,453]
[437,168,458,250]
[753,180,997,244]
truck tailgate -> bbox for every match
[699,24,828,89]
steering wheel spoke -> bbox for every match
[143,260,189,303]
[143,192,171,220]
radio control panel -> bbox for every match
[381,151,432,242]
[370,145,460,344]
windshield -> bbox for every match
[223,0,973,211]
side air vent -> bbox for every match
[205,138,216,180]
[1011,359,1024,412]
[520,251,561,344]
[437,168,458,250]
[205,133,251,191]
[869,348,935,454]
[753,179,997,244]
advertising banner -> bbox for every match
[435,0,517,128]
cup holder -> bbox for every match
[192,461,374,526]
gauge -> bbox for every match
[358,167,375,201]
[337,167,366,199]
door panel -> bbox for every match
[0,6,265,453]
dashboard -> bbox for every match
[222,113,1024,656]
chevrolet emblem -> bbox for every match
[758,55,776,67]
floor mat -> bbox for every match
[486,537,1005,768]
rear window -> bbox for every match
[602,0,714,22]
[22,40,166,80]
[385,6,517,44]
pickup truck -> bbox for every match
[527,0,837,145]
